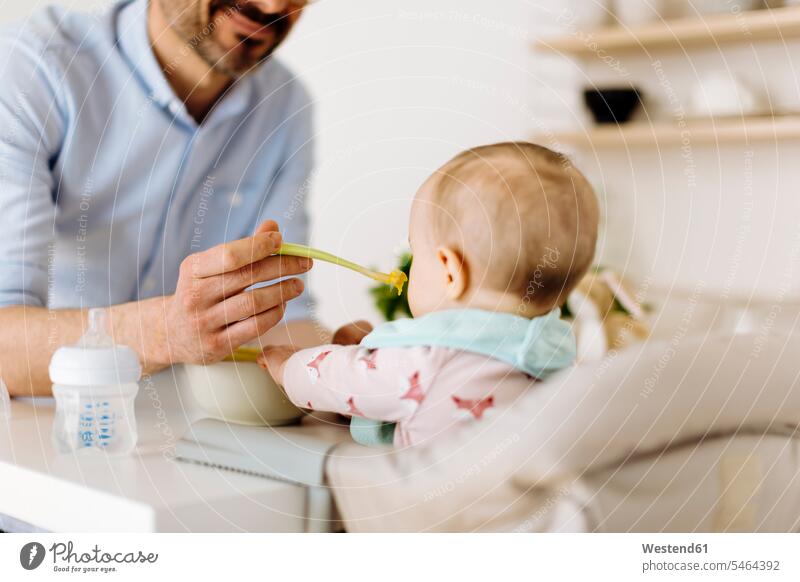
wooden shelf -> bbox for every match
[536,6,800,56]
[542,116,800,148]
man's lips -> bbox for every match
[228,10,274,40]
[214,1,286,41]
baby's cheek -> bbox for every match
[407,278,422,317]
[408,275,438,318]
[407,273,428,317]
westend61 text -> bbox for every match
[642,543,708,554]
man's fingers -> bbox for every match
[255,219,280,235]
[208,278,303,328]
[187,231,282,278]
[222,304,287,349]
[213,254,313,299]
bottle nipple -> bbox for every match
[81,308,113,348]
[0,375,10,420]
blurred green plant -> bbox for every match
[370,253,413,321]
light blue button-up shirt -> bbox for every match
[0,0,313,319]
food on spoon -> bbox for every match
[277,242,407,295]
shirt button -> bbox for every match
[229,192,243,207]
[143,277,156,292]
[168,101,182,116]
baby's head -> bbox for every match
[407,142,599,318]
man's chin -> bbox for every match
[201,43,275,78]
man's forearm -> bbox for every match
[0,225,318,397]
[0,305,84,396]
[0,297,170,397]
[0,299,325,397]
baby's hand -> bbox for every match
[332,320,373,345]
[258,345,299,386]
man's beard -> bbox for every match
[164,0,293,78]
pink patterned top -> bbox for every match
[282,344,538,447]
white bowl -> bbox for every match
[688,73,762,118]
[562,0,610,30]
[184,361,303,426]
[683,0,761,15]
[613,0,667,26]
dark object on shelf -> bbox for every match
[584,87,643,124]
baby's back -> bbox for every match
[282,343,540,447]
[395,347,539,446]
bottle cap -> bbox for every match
[49,309,142,387]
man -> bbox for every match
[0,0,329,396]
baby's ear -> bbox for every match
[437,246,468,300]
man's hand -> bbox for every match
[332,320,373,346]
[258,345,300,385]
[158,220,312,366]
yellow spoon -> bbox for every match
[225,246,407,363]
[277,242,408,295]
[223,347,262,363]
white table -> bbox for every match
[0,368,340,532]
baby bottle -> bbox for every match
[0,377,10,420]
[50,308,142,455]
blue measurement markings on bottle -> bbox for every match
[78,401,116,448]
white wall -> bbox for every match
[279,0,534,328]
[530,0,800,338]
[0,0,109,19]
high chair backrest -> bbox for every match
[514,331,800,532]
[579,433,800,532]
[324,331,800,533]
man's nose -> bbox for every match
[246,0,293,13]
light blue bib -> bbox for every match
[350,309,577,446]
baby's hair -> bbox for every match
[427,141,599,310]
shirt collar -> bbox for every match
[115,0,183,117]
[114,0,255,128]
[361,309,577,379]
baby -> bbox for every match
[261,142,599,447]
